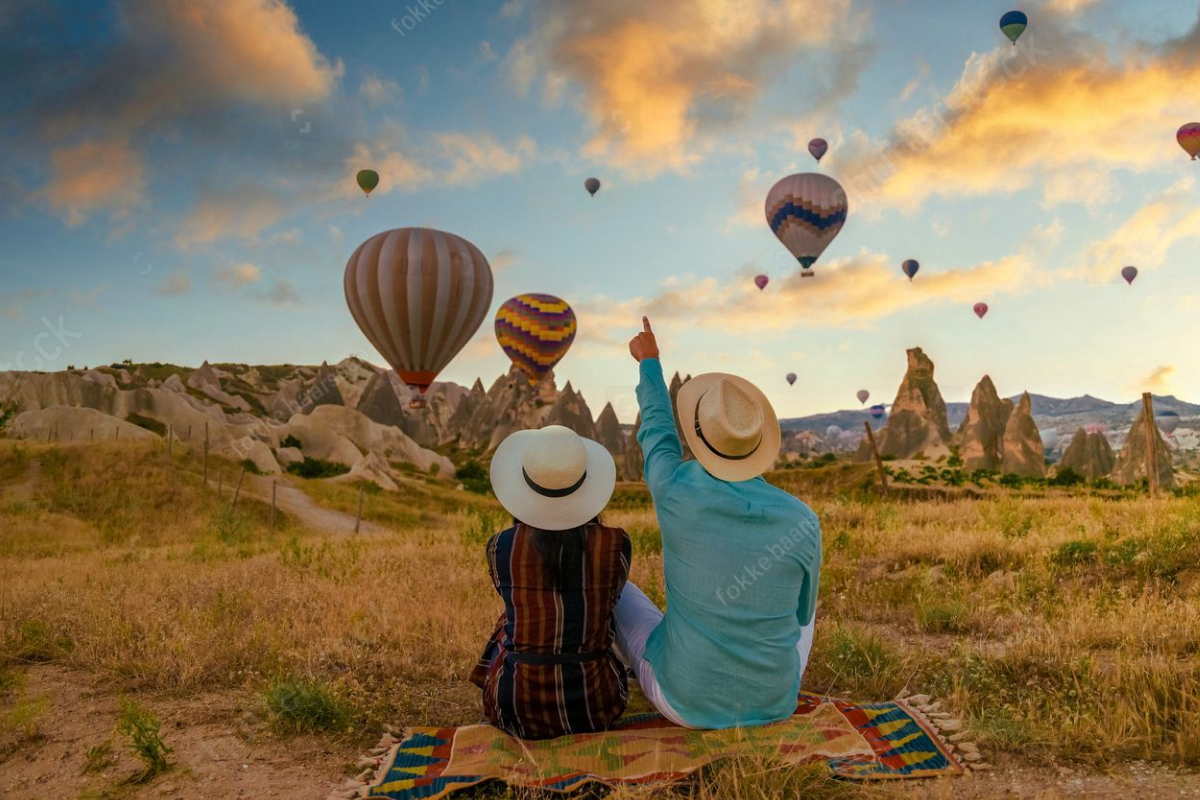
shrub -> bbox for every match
[117,699,172,783]
[286,458,350,479]
[240,459,264,476]
[125,413,166,436]
[265,677,353,734]
[1052,539,1099,567]
[1049,467,1085,487]
[456,459,490,494]
[280,434,303,450]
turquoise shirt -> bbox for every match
[637,358,821,729]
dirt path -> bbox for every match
[2,458,41,502]
[215,473,387,536]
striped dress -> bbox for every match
[469,522,632,740]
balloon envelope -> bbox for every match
[999,10,1027,44]
[870,404,886,420]
[755,274,769,291]
[345,228,494,394]
[974,302,989,319]
[857,389,870,405]
[1157,410,1181,434]
[1178,123,1200,160]
[826,425,841,438]
[584,177,601,196]
[1042,429,1058,450]
[495,294,577,384]
[1121,266,1138,285]
[902,259,920,281]
[765,173,848,276]
[786,372,797,386]
[356,169,380,196]
[808,138,828,163]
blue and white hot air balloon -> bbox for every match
[765,173,848,278]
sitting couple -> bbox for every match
[469,318,821,739]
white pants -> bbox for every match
[612,582,816,728]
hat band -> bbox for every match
[694,398,762,462]
[523,468,588,498]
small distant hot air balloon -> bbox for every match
[826,425,841,439]
[356,169,380,196]
[974,302,989,320]
[870,404,886,420]
[1177,123,1200,160]
[755,274,769,291]
[1085,423,1108,436]
[345,228,494,408]
[902,259,920,281]
[765,173,848,278]
[585,177,601,197]
[999,10,1027,45]
[857,389,870,405]
[1042,429,1058,451]
[495,294,577,384]
[786,372,797,386]
[808,138,828,163]
[1157,410,1181,435]
[1121,266,1138,285]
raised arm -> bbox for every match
[629,317,682,498]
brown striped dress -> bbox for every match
[469,522,632,740]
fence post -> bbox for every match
[231,468,246,507]
[270,479,278,530]
[203,424,210,486]
[168,425,174,459]
[864,421,890,496]
[1142,392,1159,498]
[354,486,364,534]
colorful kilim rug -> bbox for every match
[335,693,969,800]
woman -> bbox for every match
[469,425,631,740]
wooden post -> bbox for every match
[864,421,890,496]
[115,427,120,441]
[1143,392,1159,498]
[354,486,364,534]
[231,468,246,507]
[218,469,223,498]
[90,428,94,442]
[270,480,278,530]
[187,425,192,442]
[203,424,210,486]
[168,426,174,458]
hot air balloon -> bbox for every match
[808,138,828,163]
[1085,423,1108,436]
[1157,410,1181,435]
[857,389,870,405]
[1042,429,1058,451]
[495,294,577,384]
[974,302,989,320]
[344,228,494,408]
[870,404,886,420]
[585,177,601,197]
[356,169,380,196]
[999,10,1027,45]
[755,274,769,291]
[1178,123,1200,160]
[1121,266,1138,285]
[902,259,920,281]
[825,425,841,439]
[765,173,848,278]
[786,372,797,386]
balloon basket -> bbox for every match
[801,270,815,278]
[409,398,428,410]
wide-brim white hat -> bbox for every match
[677,373,781,482]
[490,426,617,531]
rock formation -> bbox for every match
[955,375,1013,471]
[999,392,1045,478]
[667,372,695,461]
[1111,407,1174,487]
[280,405,454,477]
[8,406,159,442]
[356,373,438,448]
[450,368,597,454]
[870,348,952,460]
[298,362,345,413]
[545,382,597,439]
[594,402,626,466]
[1057,428,1115,478]
[624,414,645,481]
[187,361,251,411]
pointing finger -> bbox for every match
[642,316,652,333]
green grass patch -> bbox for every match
[286,457,351,479]
[265,677,353,734]
[117,698,172,783]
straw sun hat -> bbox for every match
[677,373,781,482]
[490,426,617,531]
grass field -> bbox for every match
[3,439,1200,798]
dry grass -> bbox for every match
[3,439,1200,797]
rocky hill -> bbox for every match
[859,348,952,460]
[1058,428,1116,478]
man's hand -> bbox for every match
[628,317,660,362]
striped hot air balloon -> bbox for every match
[1177,123,1200,160]
[495,294,577,384]
[765,173,848,277]
[870,404,886,420]
[344,228,494,405]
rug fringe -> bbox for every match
[326,726,408,800]
[893,691,989,772]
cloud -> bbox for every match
[42,137,146,227]
[479,41,498,63]
[491,249,519,271]
[508,0,859,173]
[838,13,1200,211]
[1132,365,1176,395]
[259,278,301,306]
[360,74,400,106]
[435,132,533,184]
[214,263,264,289]
[154,271,192,297]
[175,185,285,249]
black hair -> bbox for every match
[515,516,599,589]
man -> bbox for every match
[613,317,821,729]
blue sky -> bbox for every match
[2,0,1199,422]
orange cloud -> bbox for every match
[43,138,145,227]
[175,186,284,249]
[1129,365,1176,395]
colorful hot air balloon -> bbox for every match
[356,169,380,196]
[857,389,870,405]
[974,302,989,319]
[1157,410,1181,435]
[765,173,848,278]
[1121,266,1138,285]
[808,138,828,163]
[870,404,886,420]
[1177,123,1200,160]
[585,177,601,197]
[755,274,769,291]
[786,372,797,386]
[1085,423,1107,436]
[999,10,1027,45]
[902,259,920,281]
[344,228,493,406]
[495,294,577,384]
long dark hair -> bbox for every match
[516,516,599,589]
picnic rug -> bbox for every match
[327,692,984,800]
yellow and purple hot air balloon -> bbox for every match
[1177,123,1200,160]
[495,294,577,384]
[765,173,848,278]
[808,138,828,163]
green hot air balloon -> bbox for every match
[999,10,1027,45]
[356,169,380,197]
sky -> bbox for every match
[1,0,1199,424]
